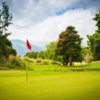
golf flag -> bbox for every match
[26,39,31,50]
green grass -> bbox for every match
[0,71,100,100]
[0,70,67,77]
[0,61,100,100]
[1,59,100,71]
[29,61,100,71]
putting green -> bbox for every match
[0,71,100,100]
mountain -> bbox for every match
[31,41,50,50]
[11,39,43,56]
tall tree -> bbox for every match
[0,2,16,59]
[56,26,82,66]
[87,10,100,60]
[45,41,57,60]
[93,10,100,33]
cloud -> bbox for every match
[8,8,97,46]
[8,0,80,26]
[3,0,100,27]
[0,0,99,46]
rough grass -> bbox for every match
[0,71,100,100]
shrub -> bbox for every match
[11,57,21,66]
[19,61,26,69]
[29,59,34,63]
[23,57,34,63]
[50,60,62,65]
[0,61,16,69]
[11,57,24,68]
[51,60,58,64]
[0,66,8,70]
[36,59,42,63]
[8,55,15,63]
[42,60,49,65]
[0,56,7,63]
[0,56,26,70]
[56,62,62,65]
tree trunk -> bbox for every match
[69,55,72,66]
[66,62,68,66]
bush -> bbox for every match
[11,57,21,66]
[42,60,49,65]
[56,62,62,65]
[0,56,7,63]
[50,60,62,65]
[0,66,8,70]
[36,59,42,63]
[0,56,26,70]
[0,61,16,69]
[8,55,15,63]
[50,60,58,64]
[11,57,26,69]
[23,57,34,63]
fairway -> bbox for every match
[0,71,100,100]
[0,1,100,100]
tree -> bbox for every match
[0,2,16,59]
[25,51,38,59]
[0,2,12,31]
[44,41,57,60]
[56,26,82,66]
[93,10,100,33]
[87,10,100,60]
[37,51,45,59]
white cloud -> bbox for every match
[6,0,82,26]
[8,8,97,46]
[3,0,100,27]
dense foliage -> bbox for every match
[87,10,100,60]
[56,26,83,66]
[44,41,56,60]
[0,2,16,60]
[25,51,38,59]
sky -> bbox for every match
[0,0,100,46]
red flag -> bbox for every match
[26,40,31,50]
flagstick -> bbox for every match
[26,39,31,82]
[26,60,28,82]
